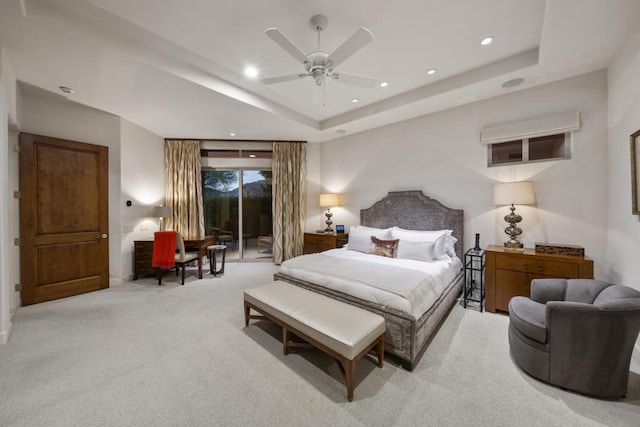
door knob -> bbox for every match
[98,234,108,239]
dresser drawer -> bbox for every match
[304,234,327,245]
[495,254,578,277]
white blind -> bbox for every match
[480,111,580,145]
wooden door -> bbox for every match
[20,133,109,305]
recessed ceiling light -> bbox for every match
[336,129,347,134]
[351,98,359,103]
[480,36,493,46]
[426,68,436,75]
[230,132,236,136]
[59,86,74,94]
[244,66,258,78]
[502,78,524,88]
[379,81,389,88]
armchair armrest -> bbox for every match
[545,300,640,397]
[530,279,567,304]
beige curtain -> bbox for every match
[272,142,306,264]
[164,139,205,239]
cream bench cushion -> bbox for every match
[244,280,385,401]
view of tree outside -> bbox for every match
[202,169,272,257]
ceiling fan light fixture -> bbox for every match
[261,15,377,105]
[426,68,436,75]
[351,98,359,103]
[379,81,389,87]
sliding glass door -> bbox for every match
[203,170,240,259]
[202,168,272,261]
[242,170,272,260]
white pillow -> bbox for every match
[396,240,436,261]
[444,235,458,257]
[347,226,395,253]
[391,228,453,260]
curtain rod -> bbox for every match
[164,138,307,143]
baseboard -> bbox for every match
[109,276,125,286]
[0,322,13,345]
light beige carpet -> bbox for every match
[0,262,638,426]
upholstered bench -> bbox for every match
[244,281,385,401]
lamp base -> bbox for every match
[324,208,334,233]
[504,241,524,249]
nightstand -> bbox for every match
[463,248,485,311]
[303,232,348,254]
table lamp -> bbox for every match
[319,193,342,233]
[493,182,536,249]
[149,205,172,231]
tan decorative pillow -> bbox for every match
[368,236,399,258]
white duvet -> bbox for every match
[278,248,462,319]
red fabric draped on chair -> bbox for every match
[152,231,177,269]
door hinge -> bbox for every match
[14,238,20,246]
[15,283,21,292]
[13,191,20,199]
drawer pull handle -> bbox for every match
[523,263,529,269]
[538,266,544,272]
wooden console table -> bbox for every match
[485,245,594,313]
[133,235,215,280]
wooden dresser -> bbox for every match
[303,232,348,254]
[485,245,594,313]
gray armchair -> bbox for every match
[508,278,640,398]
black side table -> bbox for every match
[463,248,485,311]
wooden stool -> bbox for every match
[207,244,227,276]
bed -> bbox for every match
[274,190,464,370]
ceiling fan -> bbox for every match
[261,15,378,104]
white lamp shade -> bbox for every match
[319,193,342,207]
[493,182,536,206]
[148,205,172,218]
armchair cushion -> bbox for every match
[565,279,614,304]
[508,296,547,344]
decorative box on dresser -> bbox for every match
[303,232,348,254]
[485,245,594,313]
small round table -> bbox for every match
[207,244,227,276]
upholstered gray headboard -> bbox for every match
[360,190,464,259]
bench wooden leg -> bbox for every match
[244,302,250,327]
[341,359,356,402]
[377,334,385,368]
[283,327,290,356]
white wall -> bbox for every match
[20,92,123,281]
[120,119,165,280]
[319,70,609,279]
[607,26,640,291]
[0,47,18,343]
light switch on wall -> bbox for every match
[124,225,133,233]
[140,223,148,231]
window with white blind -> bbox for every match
[481,112,579,167]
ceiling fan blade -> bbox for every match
[260,73,309,85]
[326,27,374,70]
[331,72,378,88]
[265,28,310,65]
